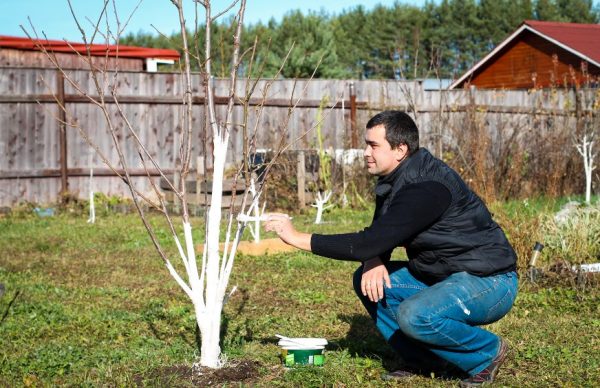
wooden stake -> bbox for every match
[57,70,68,198]
[297,151,306,208]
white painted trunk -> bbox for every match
[312,191,332,224]
[585,168,592,204]
[165,144,232,369]
[198,139,229,367]
[197,304,223,368]
[583,136,592,205]
[315,207,324,224]
[576,134,596,205]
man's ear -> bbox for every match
[395,143,409,162]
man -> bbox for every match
[265,111,518,387]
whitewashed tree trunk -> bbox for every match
[575,133,596,204]
[312,190,333,224]
[201,139,228,366]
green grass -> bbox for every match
[0,204,598,387]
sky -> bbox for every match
[1,0,427,42]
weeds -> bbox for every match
[436,86,599,202]
[540,203,600,264]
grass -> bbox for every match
[0,203,599,387]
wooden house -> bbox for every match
[0,35,180,71]
[451,20,600,89]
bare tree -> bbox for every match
[575,131,597,204]
[25,0,329,369]
[574,88,598,205]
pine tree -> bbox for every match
[331,6,369,78]
[265,10,344,78]
[535,0,565,20]
[556,0,599,23]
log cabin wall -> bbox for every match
[0,48,144,71]
[468,31,600,89]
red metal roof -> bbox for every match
[524,20,600,64]
[0,35,180,60]
[450,20,600,89]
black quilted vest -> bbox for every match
[377,148,517,284]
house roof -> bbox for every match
[0,35,180,60]
[450,20,600,89]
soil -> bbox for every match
[134,360,263,387]
[235,238,297,256]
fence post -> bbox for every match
[349,82,358,148]
[57,70,68,199]
[297,151,306,208]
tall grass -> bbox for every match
[540,203,600,264]
[435,86,599,202]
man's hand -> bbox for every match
[264,213,295,243]
[264,213,312,251]
[361,257,391,302]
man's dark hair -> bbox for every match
[366,111,419,153]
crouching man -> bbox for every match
[265,111,518,386]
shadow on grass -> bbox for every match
[142,288,252,352]
[146,317,196,349]
[251,313,400,369]
[220,288,252,348]
[330,314,466,379]
[330,313,401,370]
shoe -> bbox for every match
[381,369,416,381]
[460,338,509,387]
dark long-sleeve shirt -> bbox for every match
[311,181,451,262]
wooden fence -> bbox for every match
[0,66,597,206]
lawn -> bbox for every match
[0,202,598,387]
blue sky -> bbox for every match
[1,0,427,41]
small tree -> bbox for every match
[575,131,597,204]
[26,0,327,369]
[574,85,598,205]
[312,190,333,224]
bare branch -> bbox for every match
[211,0,240,22]
[66,0,110,45]
[223,0,246,132]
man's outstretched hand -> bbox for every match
[264,213,312,251]
[361,257,391,302]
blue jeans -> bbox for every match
[353,262,518,376]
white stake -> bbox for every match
[87,167,95,224]
[244,178,266,243]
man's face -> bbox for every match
[363,124,407,176]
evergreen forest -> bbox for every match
[120,0,599,79]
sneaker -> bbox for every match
[460,338,509,387]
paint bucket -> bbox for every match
[277,336,328,367]
[281,346,325,367]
